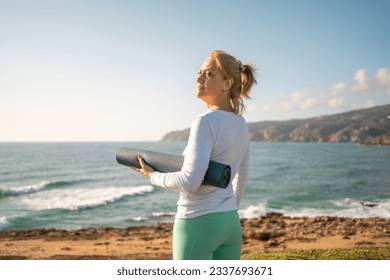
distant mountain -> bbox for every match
[161,104,390,145]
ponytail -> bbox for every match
[239,63,257,111]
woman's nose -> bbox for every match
[197,73,204,83]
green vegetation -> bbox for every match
[242,248,390,260]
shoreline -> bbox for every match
[1,213,389,260]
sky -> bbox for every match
[1,0,390,142]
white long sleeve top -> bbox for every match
[151,109,250,219]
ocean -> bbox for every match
[0,142,389,230]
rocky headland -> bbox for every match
[161,104,390,145]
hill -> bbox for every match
[161,104,390,145]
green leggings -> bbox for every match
[173,210,242,260]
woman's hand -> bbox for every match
[131,155,155,179]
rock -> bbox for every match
[267,240,279,247]
[258,232,271,241]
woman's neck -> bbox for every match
[209,103,233,112]
[207,92,233,112]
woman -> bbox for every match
[133,50,257,260]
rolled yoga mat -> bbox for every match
[116,148,231,189]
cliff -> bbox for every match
[161,104,390,145]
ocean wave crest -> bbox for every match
[0,216,7,229]
[239,198,390,219]
[152,212,176,217]
[19,185,154,211]
[0,181,50,197]
[0,180,87,197]
[330,198,390,218]
[128,217,148,222]
[238,203,267,219]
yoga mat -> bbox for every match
[116,148,231,189]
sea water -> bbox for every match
[0,142,389,230]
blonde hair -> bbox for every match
[209,50,257,114]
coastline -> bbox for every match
[1,213,389,260]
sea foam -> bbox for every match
[19,185,154,211]
[128,217,148,222]
[0,216,7,229]
[238,203,267,219]
[152,212,176,217]
[239,198,390,219]
[1,181,49,196]
[330,198,390,218]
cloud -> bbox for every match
[351,69,369,92]
[350,67,390,95]
[255,67,389,118]
[279,102,292,110]
[289,87,326,111]
[261,102,292,111]
[376,68,390,95]
[246,103,258,112]
[261,103,273,111]
[376,68,390,85]
[328,96,344,108]
[300,98,320,110]
[292,67,390,111]
[364,99,376,108]
[330,83,347,96]
[291,89,311,102]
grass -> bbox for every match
[241,248,390,260]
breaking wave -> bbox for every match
[239,198,390,219]
[0,216,7,229]
[19,185,154,211]
[0,180,84,197]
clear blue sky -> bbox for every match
[1,0,389,141]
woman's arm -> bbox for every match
[137,116,213,194]
[232,145,250,205]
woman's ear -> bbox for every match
[223,78,234,91]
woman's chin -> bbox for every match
[196,90,204,99]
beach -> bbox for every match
[1,213,389,260]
